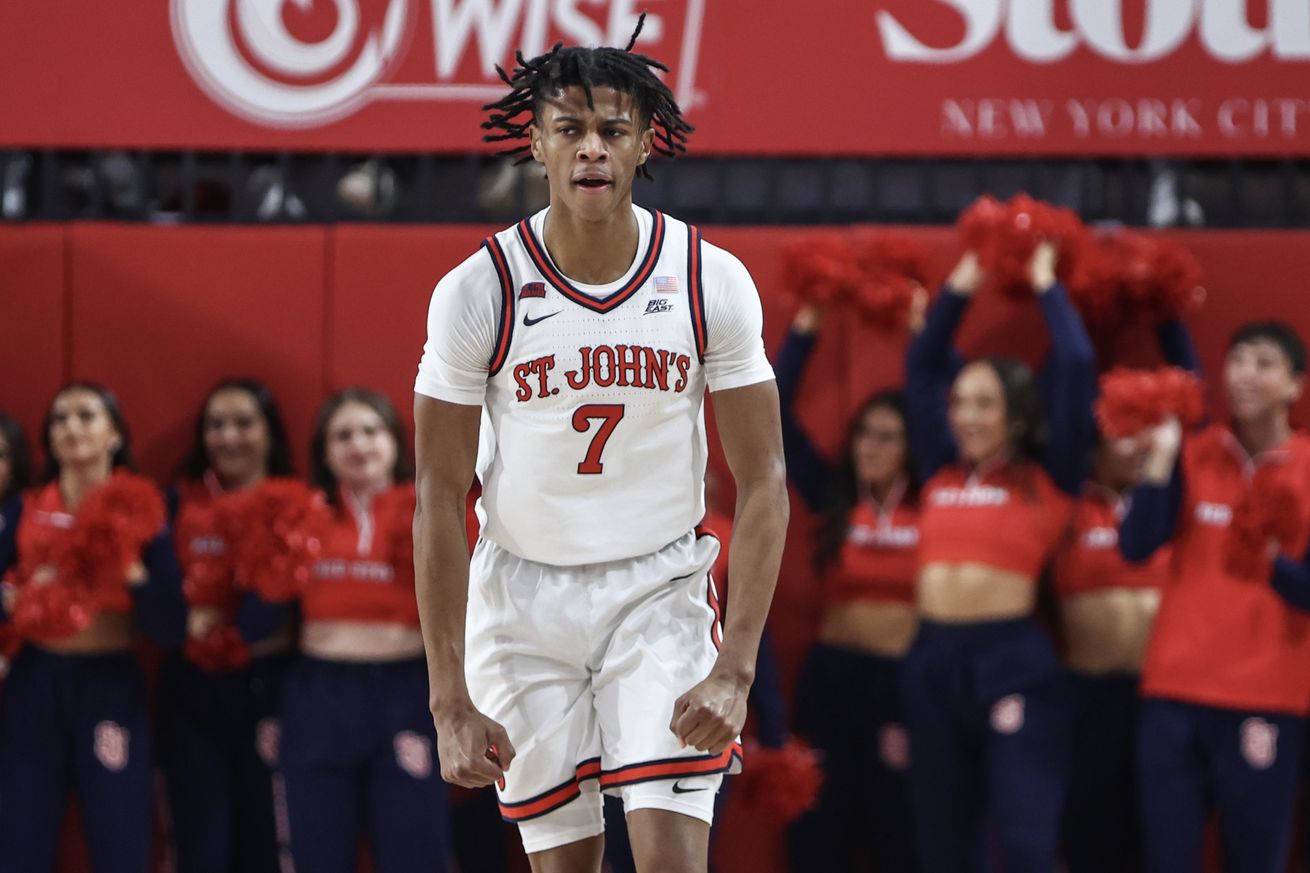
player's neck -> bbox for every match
[542,201,640,285]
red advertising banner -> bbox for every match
[2,0,1308,156]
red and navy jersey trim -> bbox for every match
[515,210,667,314]
[598,744,744,789]
[686,224,708,362]
[497,757,602,822]
[483,237,516,376]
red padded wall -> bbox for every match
[3,222,1310,873]
[0,224,68,456]
[66,224,329,479]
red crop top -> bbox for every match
[15,482,133,613]
[917,460,1071,579]
[1052,484,1170,598]
[300,484,419,627]
[173,475,239,609]
[826,489,920,607]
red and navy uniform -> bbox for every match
[902,284,1095,873]
[774,327,921,873]
[157,475,288,873]
[0,480,185,873]
[1053,485,1170,873]
[250,484,450,873]
[1121,426,1310,873]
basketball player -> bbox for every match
[411,19,788,873]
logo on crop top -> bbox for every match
[1241,718,1279,770]
[849,524,919,549]
[930,485,1010,508]
[94,721,130,772]
[991,695,1025,735]
[395,731,434,779]
[1082,527,1118,550]
[1195,502,1233,527]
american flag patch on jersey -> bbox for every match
[654,276,679,293]
[519,282,546,299]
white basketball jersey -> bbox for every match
[474,209,711,566]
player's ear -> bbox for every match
[637,127,654,166]
[529,123,545,164]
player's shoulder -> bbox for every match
[694,236,755,292]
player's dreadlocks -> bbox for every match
[481,13,693,180]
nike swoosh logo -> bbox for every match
[671,781,707,794]
[522,311,562,327]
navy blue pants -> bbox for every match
[1061,673,1142,873]
[1137,697,1304,873]
[787,643,917,873]
[0,647,153,873]
[900,618,1070,873]
[157,651,290,873]
[277,655,451,873]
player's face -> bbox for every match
[949,363,1011,465]
[1226,340,1303,425]
[852,405,907,490]
[324,402,397,493]
[204,388,271,489]
[530,85,654,222]
[49,389,120,470]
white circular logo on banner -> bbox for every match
[171,0,411,127]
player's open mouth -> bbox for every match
[574,176,612,190]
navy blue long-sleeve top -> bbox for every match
[0,486,187,648]
[1117,320,1204,564]
[904,284,1098,495]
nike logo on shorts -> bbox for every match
[522,311,562,327]
[671,780,708,794]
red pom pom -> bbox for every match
[732,739,824,825]
[1118,236,1204,323]
[184,626,252,673]
[7,580,93,641]
[64,472,165,595]
[226,479,330,603]
[783,234,860,306]
[853,234,933,332]
[1226,467,1307,579]
[959,195,1087,300]
[1067,236,1123,333]
[1095,367,1206,438]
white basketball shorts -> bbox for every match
[464,529,743,853]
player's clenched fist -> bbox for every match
[669,672,750,754]
[433,703,517,788]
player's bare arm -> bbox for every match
[670,380,789,753]
[413,393,516,788]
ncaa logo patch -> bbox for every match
[879,723,911,771]
[256,718,281,767]
[991,694,1026,735]
[94,721,130,772]
[394,731,433,779]
[1241,717,1279,770]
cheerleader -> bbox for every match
[1121,322,1310,873]
[901,244,1096,873]
[0,382,185,873]
[245,387,451,873]
[157,379,296,873]
[777,302,921,873]
[1053,322,1198,873]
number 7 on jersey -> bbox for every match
[572,404,625,474]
